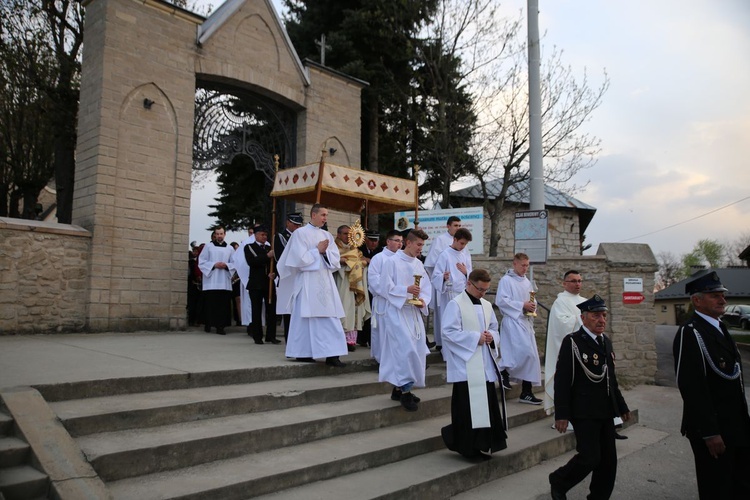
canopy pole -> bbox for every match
[315,150,327,203]
[269,154,280,304]
[413,164,420,228]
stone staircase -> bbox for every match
[0,406,49,500]
[22,353,636,499]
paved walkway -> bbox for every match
[0,326,373,390]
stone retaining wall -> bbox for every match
[0,218,656,385]
[474,242,658,387]
[0,218,91,334]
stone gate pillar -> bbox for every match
[597,243,659,385]
[74,0,201,330]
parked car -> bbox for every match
[722,304,750,330]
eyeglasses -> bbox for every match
[470,282,490,293]
[565,280,583,283]
[387,238,403,243]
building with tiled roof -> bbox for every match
[654,267,750,325]
[450,178,596,257]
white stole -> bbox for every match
[455,292,493,428]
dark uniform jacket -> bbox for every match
[274,230,293,260]
[554,327,629,421]
[244,242,272,291]
[673,313,750,445]
[359,244,382,261]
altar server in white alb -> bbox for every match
[441,269,508,459]
[378,229,432,411]
[367,230,403,362]
[495,252,542,404]
[275,204,348,367]
[431,227,473,356]
[544,270,585,415]
[424,215,465,349]
[198,227,236,335]
[230,228,256,331]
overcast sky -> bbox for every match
[190,0,750,258]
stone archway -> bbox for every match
[73,0,365,331]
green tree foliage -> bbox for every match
[682,239,725,273]
[208,155,269,232]
[283,0,439,182]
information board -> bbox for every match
[393,206,484,255]
[514,210,548,264]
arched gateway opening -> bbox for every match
[193,80,297,229]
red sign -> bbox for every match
[622,292,645,304]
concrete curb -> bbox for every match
[0,387,110,500]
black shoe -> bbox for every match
[295,357,316,363]
[325,356,346,368]
[390,387,421,403]
[267,339,281,344]
[254,339,264,345]
[391,387,401,401]
[435,345,442,352]
[519,393,542,405]
[615,432,628,440]
[216,328,226,335]
[426,340,436,349]
[347,344,356,352]
[549,474,567,500]
[204,326,211,333]
[501,373,512,390]
[400,392,418,411]
[550,485,567,500]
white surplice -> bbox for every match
[230,234,256,325]
[431,246,472,347]
[424,231,454,271]
[378,250,432,388]
[543,291,585,414]
[198,242,235,291]
[494,270,541,385]
[367,247,396,362]
[275,223,347,359]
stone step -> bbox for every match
[0,438,29,468]
[0,414,11,437]
[0,465,48,500]
[106,402,549,500]
[52,370,448,437]
[253,410,639,500]
[78,383,458,482]
[35,357,384,402]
